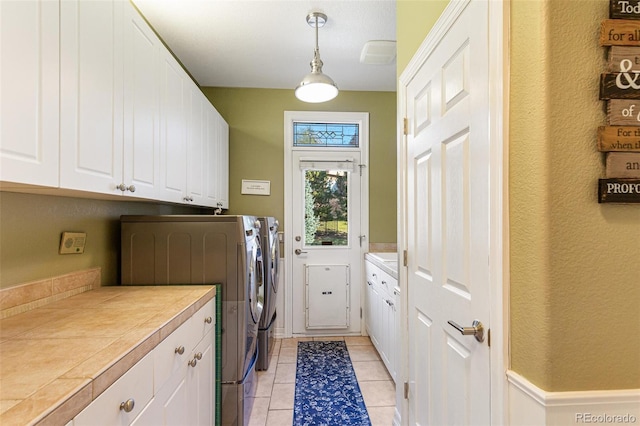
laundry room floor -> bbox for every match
[247,336,396,426]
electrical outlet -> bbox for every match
[59,232,86,254]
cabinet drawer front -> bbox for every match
[365,261,379,287]
[154,315,194,394]
[74,352,154,426]
[190,298,215,342]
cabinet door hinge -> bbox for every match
[488,328,491,347]
[403,382,409,399]
[403,250,408,267]
[360,307,362,319]
[403,118,409,135]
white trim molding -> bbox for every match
[507,371,640,426]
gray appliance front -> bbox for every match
[120,215,263,426]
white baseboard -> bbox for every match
[507,371,640,426]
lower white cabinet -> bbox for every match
[73,298,215,426]
[364,259,398,381]
[73,352,155,426]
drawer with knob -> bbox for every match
[73,352,154,426]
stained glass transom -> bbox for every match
[293,122,359,147]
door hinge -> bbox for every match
[403,117,409,135]
[403,382,409,399]
[358,235,366,247]
[360,307,362,319]
[358,163,366,176]
[488,328,491,347]
[403,250,408,267]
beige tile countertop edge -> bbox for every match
[0,285,216,426]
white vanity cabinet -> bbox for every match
[73,298,216,426]
[0,0,60,188]
[364,254,398,381]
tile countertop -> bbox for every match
[0,285,216,426]
[365,252,399,280]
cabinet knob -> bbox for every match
[189,357,198,367]
[195,352,203,360]
[204,316,212,324]
[175,345,185,355]
[127,185,136,193]
[117,183,127,192]
[120,399,135,413]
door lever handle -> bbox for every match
[447,319,485,343]
[294,249,308,255]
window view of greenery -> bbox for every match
[304,170,348,246]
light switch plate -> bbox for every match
[59,232,86,254]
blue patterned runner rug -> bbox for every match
[293,341,371,426]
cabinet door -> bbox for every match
[186,88,206,205]
[216,114,229,209]
[60,0,124,194]
[158,50,188,203]
[122,2,161,200]
[0,0,59,187]
[187,331,215,426]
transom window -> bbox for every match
[293,122,359,147]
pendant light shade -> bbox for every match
[295,12,338,103]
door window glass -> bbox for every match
[304,169,349,246]
[293,122,359,147]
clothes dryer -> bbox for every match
[120,215,264,426]
[256,217,280,371]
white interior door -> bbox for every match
[284,111,369,337]
[403,0,493,424]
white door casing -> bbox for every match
[284,111,369,337]
[398,0,507,425]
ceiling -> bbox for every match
[132,0,397,93]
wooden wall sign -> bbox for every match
[598,125,640,150]
[598,178,640,202]
[606,152,640,177]
[601,19,640,46]
[608,46,640,71]
[610,0,640,20]
[606,99,640,124]
[600,73,640,99]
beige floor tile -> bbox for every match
[368,406,397,426]
[269,383,295,410]
[352,360,392,382]
[280,337,312,348]
[312,336,344,341]
[266,409,293,426]
[359,380,396,407]
[344,335,373,346]
[348,344,382,361]
[274,363,297,384]
[254,371,276,398]
[277,347,298,364]
[246,397,270,426]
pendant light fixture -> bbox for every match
[295,12,339,103]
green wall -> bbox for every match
[0,192,202,288]
[201,87,397,244]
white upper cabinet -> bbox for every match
[122,2,162,200]
[0,0,60,187]
[158,49,188,203]
[1,0,229,208]
[59,0,125,194]
[205,105,229,209]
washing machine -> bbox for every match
[256,217,280,371]
[120,215,264,426]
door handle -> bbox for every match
[294,249,308,255]
[447,319,485,343]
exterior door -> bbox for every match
[285,112,369,337]
[403,0,495,424]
